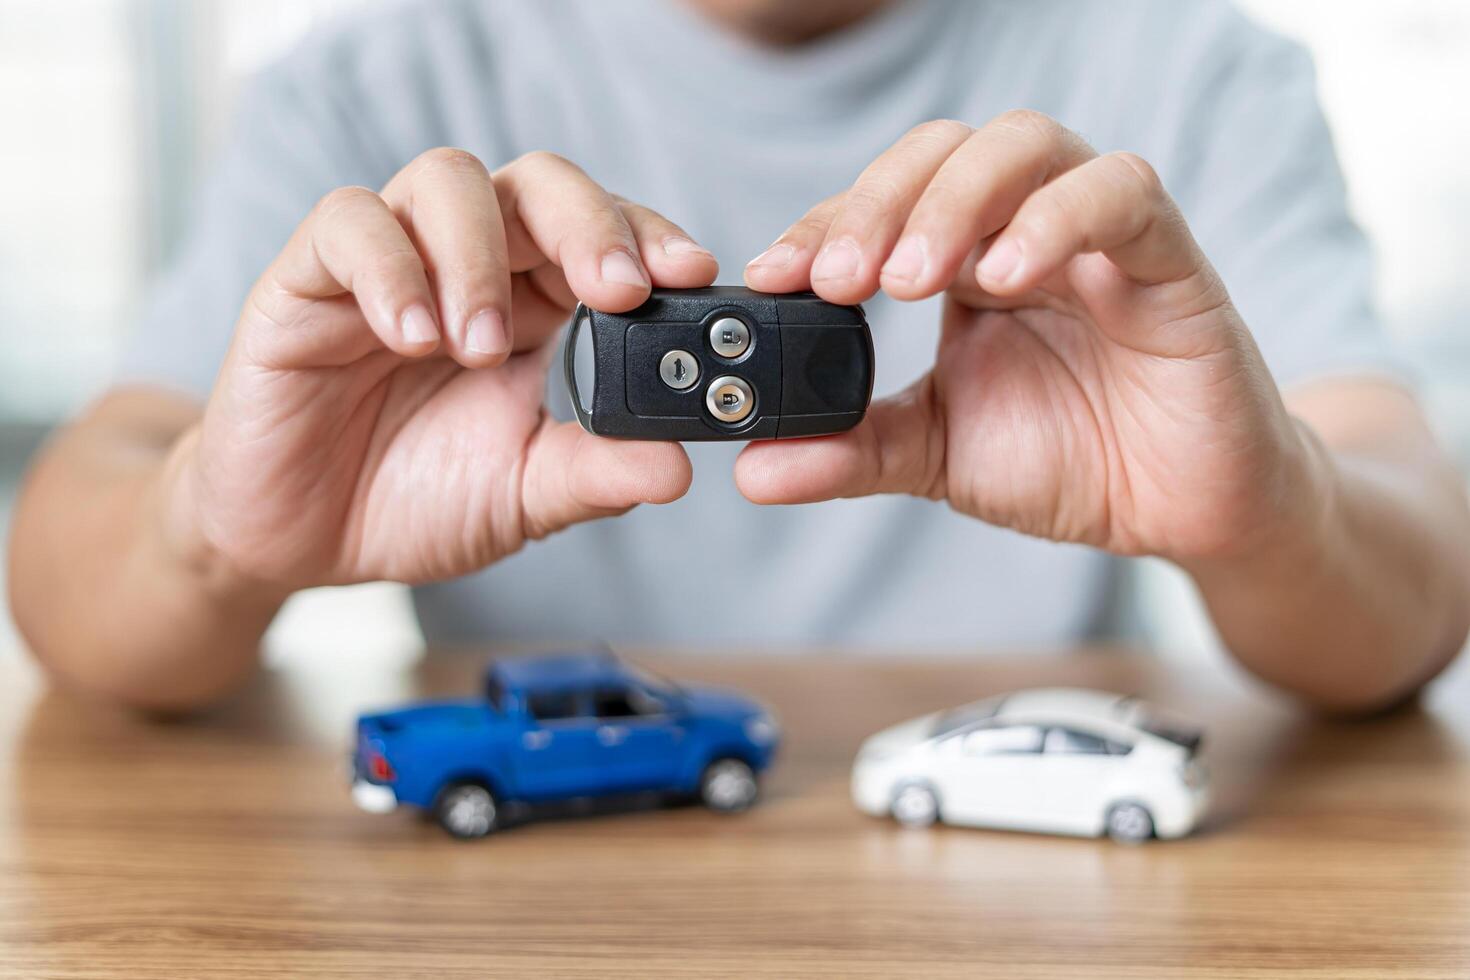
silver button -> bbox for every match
[659,349,699,390]
[705,375,754,424]
[708,317,751,359]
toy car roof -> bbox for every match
[488,649,626,692]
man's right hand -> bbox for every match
[166,148,715,590]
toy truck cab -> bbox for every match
[351,650,779,838]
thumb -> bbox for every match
[734,376,946,505]
[519,420,692,540]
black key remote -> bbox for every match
[564,286,874,441]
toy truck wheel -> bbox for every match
[434,781,499,839]
[699,758,759,813]
[1105,801,1154,844]
[890,783,940,828]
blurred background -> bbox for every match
[2,0,1468,669]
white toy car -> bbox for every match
[851,688,1208,843]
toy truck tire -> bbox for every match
[699,758,759,813]
[434,780,500,839]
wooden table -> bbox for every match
[2,648,1469,979]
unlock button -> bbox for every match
[709,317,751,359]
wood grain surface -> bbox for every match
[1,647,1468,979]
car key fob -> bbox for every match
[564,286,874,441]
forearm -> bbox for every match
[1185,397,1470,713]
[7,389,287,711]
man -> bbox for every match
[8,0,1469,711]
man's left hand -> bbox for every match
[741,112,1319,564]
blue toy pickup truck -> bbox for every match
[350,650,780,838]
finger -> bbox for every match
[803,120,974,305]
[884,110,1095,301]
[975,151,1204,293]
[742,193,842,294]
[493,151,651,313]
[942,234,1069,313]
[734,376,944,504]
[615,197,720,288]
[519,420,693,540]
[254,186,438,366]
[382,148,513,367]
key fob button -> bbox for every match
[708,317,751,359]
[706,375,754,424]
[659,349,699,390]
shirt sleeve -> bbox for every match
[114,37,400,399]
[1160,4,1416,391]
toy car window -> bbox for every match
[961,725,1043,756]
[932,697,1004,738]
[1043,728,1111,755]
[527,690,586,722]
[1138,715,1203,754]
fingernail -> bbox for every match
[811,239,861,282]
[978,238,1023,287]
[600,249,649,287]
[465,309,508,355]
[745,243,795,270]
[662,236,713,258]
[882,236,928,283]
[401,305,439,347]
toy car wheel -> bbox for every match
[435,782,499,839]
[1105,801,1154,844]
[699,758,759,813]
[890,783,939,828]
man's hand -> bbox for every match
[171,148,717,589]
[740,113,1312,563]
[742,113,1470,711]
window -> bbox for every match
[592,687,639,719]
[1043,728,1115,755]
[624,663,682,702]
[484,675,506,711]
[1137,716,1202,754]
[932,697,1005,738]
[592,685,669,718]
[960,725,1044,756]
[527,690,585,722]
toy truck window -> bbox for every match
[961,725,1043,756]
[594,685,669,718]
[592,687,639,719]
[625,663,682,702]
[1042,728,1113,755]
[527,690,586,722]
[484,675,506,711]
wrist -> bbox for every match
[149,424,293,609]
[1178,415,1340,589]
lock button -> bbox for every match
[705,375,754,424]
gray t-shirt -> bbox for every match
[120,0,1401,651]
